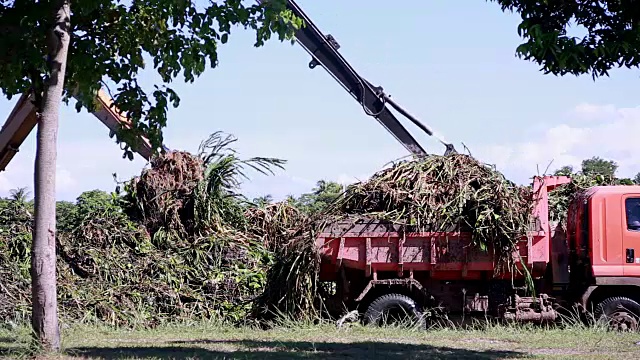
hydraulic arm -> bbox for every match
[260,0,456,156]
[0,89,155,172]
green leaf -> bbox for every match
[491,0,640,78]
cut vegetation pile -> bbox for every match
[0,197,33,324]
[252,218,330,322]
[244,202,310,252]
[0,132,287,327]
[337,154,535,251]
[123,150,205,242]
[255,153,538,321]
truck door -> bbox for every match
[622,196,640,275]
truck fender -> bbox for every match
[580,278,640,312]
[580,286,599,311]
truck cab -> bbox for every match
[564,185,640,331]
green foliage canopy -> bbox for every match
[553,156,622,178]
[581,156,618,177]
[0,0,303,157]
[489,0,640,78]
[291,180,344,215]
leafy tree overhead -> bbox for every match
[634,172,640,185]
[0,0,302,351]
[489,0,640,78]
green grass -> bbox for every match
[2,321,640,359]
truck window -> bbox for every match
[625,198,640,231]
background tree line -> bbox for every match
[553,156,640,184]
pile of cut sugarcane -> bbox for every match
[255,153,537,321]
[338,154,534,249]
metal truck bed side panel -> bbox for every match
[316,176,571,282]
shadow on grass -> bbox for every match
[64,340,525,359]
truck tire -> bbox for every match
[364,293,425,328]
[594,296,640,332]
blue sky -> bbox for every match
[1,0,639,202]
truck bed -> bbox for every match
[314,176,570,284]
[315,217,539,282]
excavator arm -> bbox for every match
[260,0,456,156]
[0,89,156,172]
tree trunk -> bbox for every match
[31,0,71,351]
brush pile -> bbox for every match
[0,197,33,323]
[252,217,331,322]
[123,150,204,243]
[0,132,289,327]
[0,182,271,327]
[244,202,310,252]
[8,131,627,328]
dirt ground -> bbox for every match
[2,322,640,359]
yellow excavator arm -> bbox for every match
[0,89,155,172]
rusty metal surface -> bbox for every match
[354,278,425,302]
[501,294,557,323]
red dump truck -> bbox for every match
[316,175,640,331]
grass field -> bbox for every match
[2,320,640,359]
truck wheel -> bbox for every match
[364,293,425,328]
[594,296,640,332]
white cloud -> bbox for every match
[0,174,13,193]
[474,103,640,184]
[572,103,617,122]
